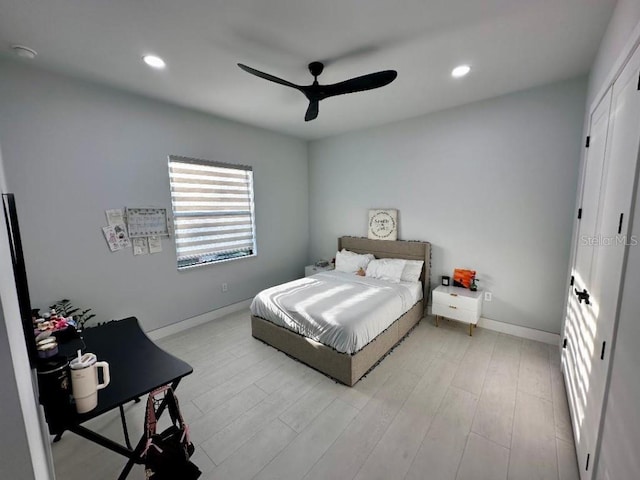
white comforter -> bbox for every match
[250,270,422,354]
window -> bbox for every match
[168,156,256,269]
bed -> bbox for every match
[251,236,431,386]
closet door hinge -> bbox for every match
[570,275,575,286]
[563,338,568,349]
[601,341,607,360]
[585,136,591,148]
[578,208,582,220]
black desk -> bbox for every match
[56,317,193,479]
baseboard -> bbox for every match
[476,317,560,345]
[148,300,560,345]
[147,299,253,341]
[426,306,560,345]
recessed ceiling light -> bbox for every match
[11,45,37,59]
[451,65,471,78]
[143,55,166,69]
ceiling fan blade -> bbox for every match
[305,100,319,121]
[237,63,301,90]
[319,70,397,100]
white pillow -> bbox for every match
[366,258,406,283]
[339,248,370,257]
[401,260,424,283]
[335,249,374,273]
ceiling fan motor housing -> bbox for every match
[308,61,324,78]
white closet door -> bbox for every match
[563,44,640,480]
[584,43,640,476]
[563,88,611,478]
[571,91,611,289]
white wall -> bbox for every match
[587,0,640,106]
[0,59,309,332]
[309,78,586,334]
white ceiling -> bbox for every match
[0,0,615,140]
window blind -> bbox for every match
[168,156,256,269]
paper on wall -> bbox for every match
[126,207,169,237]
[113,222,130,249]
[105,208,125,226]
[102,225,122,252]
[133,237,149,256]
[148,236,162,254]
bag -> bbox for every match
[142,385,201,479]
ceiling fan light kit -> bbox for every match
[238,61,397,121]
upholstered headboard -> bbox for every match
[338,236,431,301]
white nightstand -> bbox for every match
[432,285,483,336]
[305,264,334,277]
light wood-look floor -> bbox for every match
[52,310,579,480]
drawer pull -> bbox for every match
[449,305,457,309]
[450,293,458,297]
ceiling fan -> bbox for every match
[237,61,398,121]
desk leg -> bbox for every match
[117,379,183,480]
[70,425,134,458]
[116,434,146,479]
[119,405,133,450]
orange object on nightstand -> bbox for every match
[453,269,476,289]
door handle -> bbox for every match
[574,288,591,305]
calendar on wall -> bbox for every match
[125,207,171,238]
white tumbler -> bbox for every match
[69,353,110,414]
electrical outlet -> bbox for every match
[484,291,492,302]
[221,283,228,292]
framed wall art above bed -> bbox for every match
[368,209,398,241]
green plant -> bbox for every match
[49,299,96,330]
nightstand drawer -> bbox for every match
[432,286,482,312]
[432,303,480,324]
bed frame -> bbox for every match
[251,236,431,386]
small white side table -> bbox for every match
[432,285,483,336]
[305,264,334,277]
